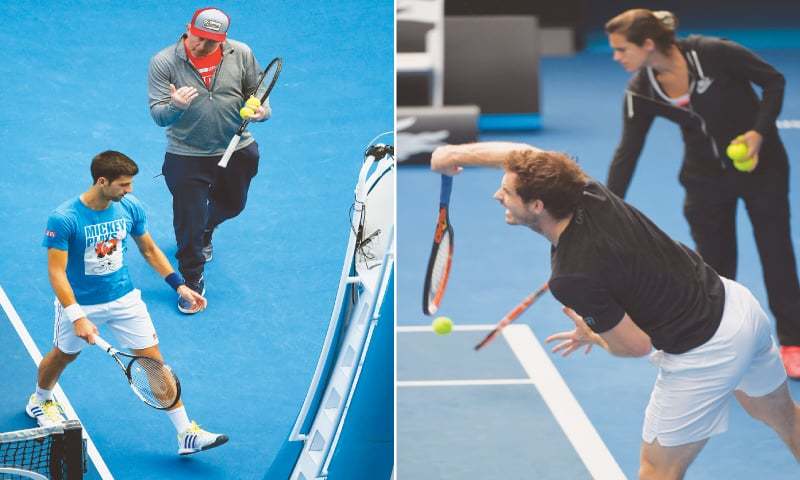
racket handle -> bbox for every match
[92,335,113,353]
[217,135,242,168]
[440,175,453,204]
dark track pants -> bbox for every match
[684,169,800,345]
[162,142,260,281]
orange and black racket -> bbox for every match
[474,283,549,350]
[422,175,454,315]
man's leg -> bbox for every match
[743,187,800,377]
[162,152,215,283]
[640,438,708,480]
[208,141,260,229]
[38,347,79,390]
[683,185,738,279]
[162,153,214,313]
[736,382,800,460]
[131,344,183,409]
[26,348,78,426]
[131,344,228,455]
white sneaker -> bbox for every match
[25,394,67,427]
[177,421,228,455]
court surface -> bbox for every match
[0,1,392,479]
[397,33,800,479]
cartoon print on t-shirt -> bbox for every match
[84,219,127,275]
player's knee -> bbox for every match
[638,459,658,480]
[53,348,80,365]
[639,456,686,480]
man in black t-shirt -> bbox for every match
[431,142,799,478]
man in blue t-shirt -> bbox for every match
[28,151,227,455]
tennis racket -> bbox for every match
[218,57,283,168]
[422,175,454,315]
[93,336,181,410]
[474,283,549,350]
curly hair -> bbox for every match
[605,9,678,55]
[504,149,588,220]
[90,151,139,184]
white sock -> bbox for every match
[166,406,192,433]
[35,385,53,402]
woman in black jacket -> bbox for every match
[604,9,800,377]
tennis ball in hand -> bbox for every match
[726,142,755,172]
[726,142,748,162]
[733,156,756,172]
[245,96,261,110]
[239,106,255,119]
[432,316,453,335]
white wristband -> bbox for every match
[63,304,86,323]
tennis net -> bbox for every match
[0,420,84,480]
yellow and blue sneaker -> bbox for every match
[25,394,67,428]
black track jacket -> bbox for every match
[607,35,788,197]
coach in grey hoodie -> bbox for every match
[147,7,271,314]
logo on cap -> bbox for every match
[202,19,222,32]
[189,7,229,41]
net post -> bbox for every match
[62,420,84,479]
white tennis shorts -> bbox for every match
[642,277,787,446]
[53,289,158,354]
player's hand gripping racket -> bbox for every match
[93,335,181,410]
[422,175,454,315]
[474,283,549,350]
[218,57,283,168]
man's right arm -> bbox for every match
[430,142,542,175]
[148,55,188,127]
[47,248,97,343]
[596,313,653,357]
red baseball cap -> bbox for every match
[189,7,229,42]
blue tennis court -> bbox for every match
[0,1,392,479]
[397,27,800,480]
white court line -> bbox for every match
[397,324,495,333]
[0,285,114,480]
[504,324,627,480]
[398,378,535,388]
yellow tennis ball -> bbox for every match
[432,316,453,335]
[245,96,261,109]
[727,142,755,172]
[239,106,255,119]
[733,155,756,172]
[726,142,748,162]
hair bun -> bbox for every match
[653,10,677,31]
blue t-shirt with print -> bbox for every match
[42,194,148,305]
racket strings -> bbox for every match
[254,61,281,102]
[127,357,179,409]
[428,231,451,304]
[254,71,272,98]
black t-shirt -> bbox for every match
[549,181,725,354]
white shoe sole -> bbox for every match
[178,434,229,455]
